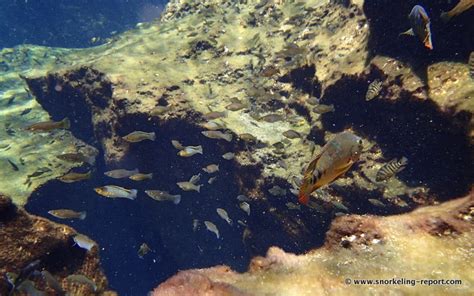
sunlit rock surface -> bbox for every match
[153,191,474,296]
[0,194,115,295]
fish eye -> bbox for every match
[358,139,363,145]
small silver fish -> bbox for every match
[94,185,138,200]
[171,140,185,150]
[203,111,227,120]
[225,102,246,111]
[204,221,220,238]
[177,174,202,192]
[312,104,335,114]
[282,130,301,139]
[145,190,181,204]
[201,131,233,142]
[365,79,383,101]
[222,152,235,160]
[202,164,219,173]
[48,209,86,220]
[178,145,203,157]
[65,274,97,292]
[260,113,284,123]
[73,234,96,251]
[216,208,232,225]
[286,202,301,211]
[268,185,286,196]
[331,201,349,212]
[202,121,224,130]
[122,131,156,143]
[368,198,386,207]
[240,202,250,215]
[58,171,91,183]
[376,157,408,182]
[104,168,139,179]
[129,173,153,181]
[237,195,250,202]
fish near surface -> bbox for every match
[441,0,474,22]
[298,131,363,205]
[400,5,433,50]
[122,131,156,143]
[94,185,138,200]
[25,118,70,132]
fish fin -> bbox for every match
[62,118,71,129]
[423,35,433,50]
[174,195,181,205]
[298,153,322,205]
[196,185,201,193]
[440,11,451,23]
[198,145,203,154]
[129,189,138,200]
[80,212,87,220]
[399,28,415,36]
[150,132,156,141]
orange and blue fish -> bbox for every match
[298,131,363,205]
[400,5,433,50]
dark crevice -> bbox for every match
[363,0,474,68]
[278,64,322,97]
[320,76,473,201]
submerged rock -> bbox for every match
[152,191,474,295]
[0,194,115,295]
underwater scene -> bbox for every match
[0,0,473,295]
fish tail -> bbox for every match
[128,189,138,200]
[225,133,233,142]
[440,11,451,23]
[173,195,181,205]
[197,146,203,154]
[147,173,153,179]
[61,117,71,129]
[298,192,310,205]
[196,185,201,193]
[80,211,87,220]
[149,132,156,141]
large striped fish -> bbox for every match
[375,157,408,182]
[298,131,363,205]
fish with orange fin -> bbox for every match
[400,5,433,50]
[298,131,363,205]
